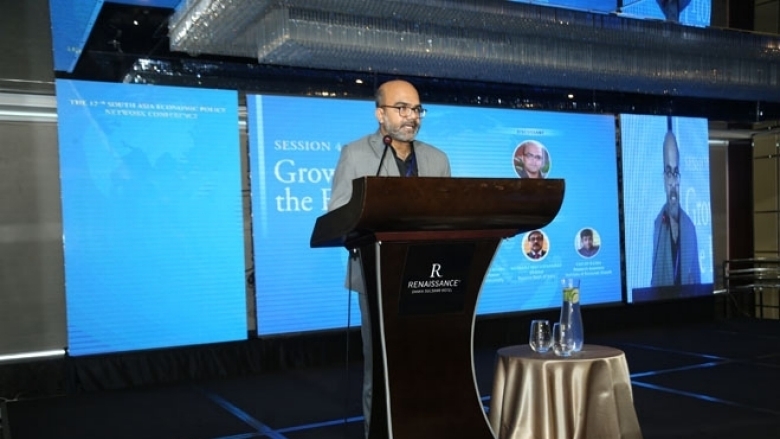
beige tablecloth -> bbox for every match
[489,344,643,439]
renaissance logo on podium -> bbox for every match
[399,243,475,315]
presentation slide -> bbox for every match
[49,0,104,72]
[49,0,182,72]
[248,94,622,336]
[620,0,711,27]
[56,79,247,356]
[507,0,616,13]
[621,114,714,303]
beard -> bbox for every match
[385,122,419,142]
[525,164,541,174]
[666,189,680,221]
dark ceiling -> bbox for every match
[62,2,780,126]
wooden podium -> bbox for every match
[310,177,564,439]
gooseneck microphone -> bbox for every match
[376,135,392,176]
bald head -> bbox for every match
[518,140,546,178]
[663,130,680,220]
[663,131,679,162]
[375,80,419,108]
[375,80,422,143]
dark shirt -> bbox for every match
[393,142,418,177]
[527,250,546,260]
[578,246,600,257]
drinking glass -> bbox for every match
[553,322,575,357]
[528,319,552,353]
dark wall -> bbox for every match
[728,0,755,31]
[727,140,754,260]
[0,0,54,93]
[0,0,66,361]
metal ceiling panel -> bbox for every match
[168,0,780,102]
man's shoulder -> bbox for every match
[678,208,699,237]
[579,246,599,256]
[414,140,450,167]
[339,133,381,159]
[678,207,695,224]
[343,133,377,148]
[415,139,445,154]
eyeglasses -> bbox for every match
[524,152,543,161]
[664,167,681,180]
[380,105,427,118]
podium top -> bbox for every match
[310,177,565,248]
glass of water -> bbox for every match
[553,322,575,357]
[529,319,552,353]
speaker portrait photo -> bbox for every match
[513,140,550,179]
[576,227,601,258]
[523,229,549,261]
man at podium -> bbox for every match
[650,128,700,287]
[327,79,451,436]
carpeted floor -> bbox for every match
[3,319,780,439]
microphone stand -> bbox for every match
[375,135,392,177]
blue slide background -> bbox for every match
[248,95,623,336]
[621,114,714,302]
[507,0,616,13]
[621,0,711,27]
[49,0,104,72]
[49,0,183,72]
[507,0,711,27]
[57,79,247,356]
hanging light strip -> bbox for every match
[0,349,66,364]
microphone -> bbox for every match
[375,135,392,176]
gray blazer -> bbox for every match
[327,130,451,292]
[651,206,701,286]
[328,131,451,211]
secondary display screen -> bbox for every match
[57,79,247,356]
[507,0,616,13]
[248,94,623,335]
[620,0,711,27]
[621,114,714,302]
[507,0,711,27]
